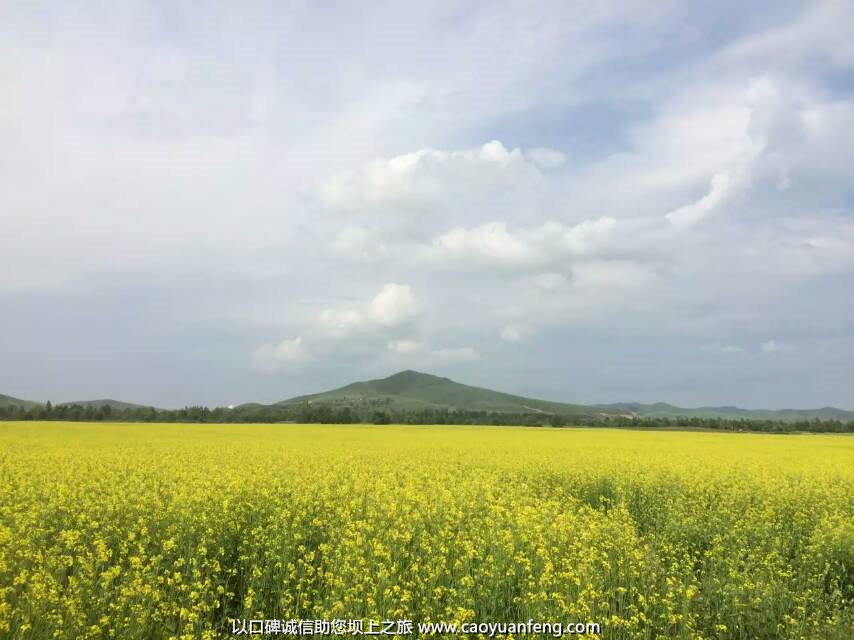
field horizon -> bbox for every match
[4,370,854,424]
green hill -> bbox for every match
[0,393,39,409]
[57,399,152,410]
[5,371,852,423]
[595,402,854,422]
[0,396,155,412]
[276,370,594,415]
[272,370,854,422]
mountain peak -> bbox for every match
[277,370,587,414]
[269,372,854,421]
[369,370,448,395]
[383,369,442,381]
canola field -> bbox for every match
[0,422,852,640]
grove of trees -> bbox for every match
[1,401,852,433]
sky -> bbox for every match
[2,1,853,409]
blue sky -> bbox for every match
[2,1,853,408]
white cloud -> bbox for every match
[420,215,657,276]
[525,147,567,169]
[701,343,747,355]
[570,260,655,290]
[427,222,535,266]
[549,217,622,255]
[251,337,309,372]
[317,140,546,217]
[319,283,419,337]
[422,218,613,267]
[665,171,738,228]
[319,308,367,335]
[369,283,418,327]
[385,339,479,365]
[387,339,421,354]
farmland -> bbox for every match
[0,422,852,639]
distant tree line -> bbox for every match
[1,401,852,433]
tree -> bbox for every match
[372,410,391,425]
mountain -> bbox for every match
[271,370,854,422]
[275,370,594,415]
[57,399,152,410]
[0,393,40,409]
[595,402,854,422]
[0,395,154,411]
[5,371,852,422]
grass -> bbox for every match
[0,422,852,639]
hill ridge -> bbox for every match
[270,370,854,421]
[0,393,40,409]
[5,371,854,422]
[275,369,591,415]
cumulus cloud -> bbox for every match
[369,283,418,327]
[387,339,421,354]
[251,337,310,373]
[317,140,549,219]
[319,309,367,336]
[420,215,660,277]
[426,222,536,267]
[318,283,419,337]
[384,340,479,365]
